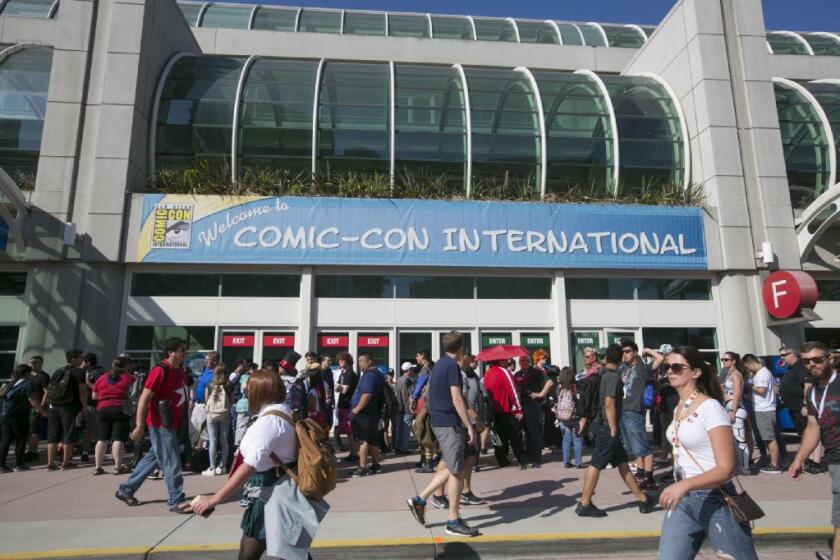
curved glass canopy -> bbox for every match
[156,56,243,171]
[554,22,584,45]
[344,11,385,36]
[298,9,341,34]
[464,68,540,190]
[470,18,518,42]
[602,25,646,48]
[177,2,203,26]
[0,47,54,188]
[533,71,614,194]
[317,62,390,175]
[767,32,811,55]
[199,4,251,29]
[388,14,430,38]
[773,80,832,208]
[602,75,684,191]
[394,64,467,192]
[802,34,840,56]
[0,0,56,18]
[431,16,473,40]
[252,7,297,31]
[578,23,608,47]
[516,21,559,44]
[238,58,318,175]
[805,82,840,174]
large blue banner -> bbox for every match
[136,195,707,269]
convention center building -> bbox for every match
[0,0,838,374]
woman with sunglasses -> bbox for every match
[721,352,751,474]
[657,347,758,560]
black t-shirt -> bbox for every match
[598,367,624,421]
[29,371,50,401]
[780,360,812,410]
[807,375,840,464]
[516,367,549,407]
[50,365,84,408]
[337,368,358,409]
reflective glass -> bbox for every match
[239,58,318,175]
[317,62,390,175]
[473,18,517,42]
[199,4,251,29]
[221,274,300,297]
[0,47,53,189]
[476,277,551,299]
[802,34,840,56]
[388,14,430,38]
[602,25,645,48]
[298,9,341,33]
[126,326,215,353]
[176,2,203,26]
[533,71,613,194]
[0,272,26,296]
[0,325,18,351]
[602,75,684,192]
[1,0,55,18]
[578,23,607,47]
[252,6,297,31]
[804,327,840,347]
[641,26,657,39]
[516,21,559,44]
[767,32,810,55]
[554,22,584,45]
[394,64,467,193]
[431,16,473,40]
[314,275,393,298]
[156,56,243,171]
[636,279,711,300]
[774,81,831,208]
[642,328,717,351]
[344,11,385,36]
[566,278,634,299]
[465,68,541,192]
[805,81,840,202]
[131,273,219,297]
[394,276,473,298]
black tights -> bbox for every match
[238,534,315,560]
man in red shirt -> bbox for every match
[116,337,193,513]
[483,359,526,468]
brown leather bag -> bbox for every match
[265,411,337,500]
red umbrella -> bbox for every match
[475,345,529,362]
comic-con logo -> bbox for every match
[151,203,193,249]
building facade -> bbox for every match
[0,0,838,375]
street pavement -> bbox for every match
[0,444,832,559]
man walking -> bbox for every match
[350,353,383,477]
[743,354,783,474]
[394,362,416,454]
[515,355,553,467]
[189,351,218,448]
[45,350,87,470]
[26,355,49,461]
[780,345,822,473]
[116,337,192,513]
[410,350,435,473]
[618,339,656,489]
[577,344,656,517]
[407,331,479,537]
[789,341,840,560]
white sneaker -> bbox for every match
[214,466,224,476]
[201,468,215,477]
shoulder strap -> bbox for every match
[676,419,748,494]
[262,410,299,483]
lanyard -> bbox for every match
[812,373,838,419]
[671,391,699,464]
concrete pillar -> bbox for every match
[299,267,314,354]
[552,271,571,367]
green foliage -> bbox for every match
[148,160,704,207]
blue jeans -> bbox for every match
[393,413,412,452]
[206,417,229,471]
[619,410,650,460]
[658,485,758,560]
[118,427,185,510]
[560,421,582,466]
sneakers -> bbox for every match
[460,491,485,505]
[369,463,382,475]
[147,469,163,480]
[93,467,105,475]
[815,552,830,560]
[639,494,657,514]
[342,454,359,463]
[564,462,573,468]
[638,478,659,491]
[431,495,450,510]
[0,466,11,474]
[760,465,784,474]
[445,518,479,537]
[350,467,369,478]
[575,502,607,517]
[214,466,224,475]
[407,496,426,526]
[415,462,435,474]
[201,468,215,477]
[13,464,30,472]
[46,464,59,471]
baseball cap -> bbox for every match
[401,361,414,372]
[659,344,673,355]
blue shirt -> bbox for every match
[194,368,213,403]
[352,368,382,417]
[411,364,432,401]
[428,355,462,428]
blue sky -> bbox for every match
[220,0,839,31]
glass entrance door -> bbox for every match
[221,330,255,364]
[317,332,349,362]
[261,332,296,365]
[358,332,390,371]
[398,332,432,370]
[520,332,551,363]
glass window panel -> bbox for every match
[602,25,645,48]
[358,332,390,369]
[516,21,559,44]
[399,332,432,366]
[298,9,341,34]
[126,326,215,352]
[578,23,607,47]
[252,6,297,31]
[766,32,810,55]
[1,0,55,18]
[176,2,203,26]
[394,276,473,298]
[805,81,840,206]
[0,325,18,352]
[388,14,430,38]
[476,277,551,299]
[774,81,832,209]
[804,328,840,349]
[314,275,392,298]
[816,279,840,301]
[317,62,390,175]
[642,328,717,351]
[199,5,252,29]
[481,332,512,348]
[156,56,243,172]
[0,47,53,189]
[344,11,385,36]
[533,70,613,195]
[221,274,300,297]
[636,279,711,300]
[802,34,840,56]
[0,272,26,296]
[566,277,635,299]
[464,68,541,193]
[473,18,517,42]
[602,75,684,194]
[431,16,473,40]
[131,273,219,297]
[554,22,583,45]
[394,64,467,193]
[239,58,318,175]
[439,332,474,356]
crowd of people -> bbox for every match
[2,334,840,559]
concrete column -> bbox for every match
[552,270,571,367]
[299,267,314,354]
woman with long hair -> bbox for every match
[721,351,750,474]
[204,364,231,476]
[92,357,134,475]
[657,346,757,559]
[554,366,584,468]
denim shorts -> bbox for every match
[619,410,650,459]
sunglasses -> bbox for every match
[721,357,732,362]
[780,352,792,357]
[622,349,635,354]
[666,363,693,373]
[802,355,829,366]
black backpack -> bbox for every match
[575,373,601,422]
[381,379,397,419]
[46,367,76,406]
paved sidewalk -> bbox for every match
[0,448,832,559]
